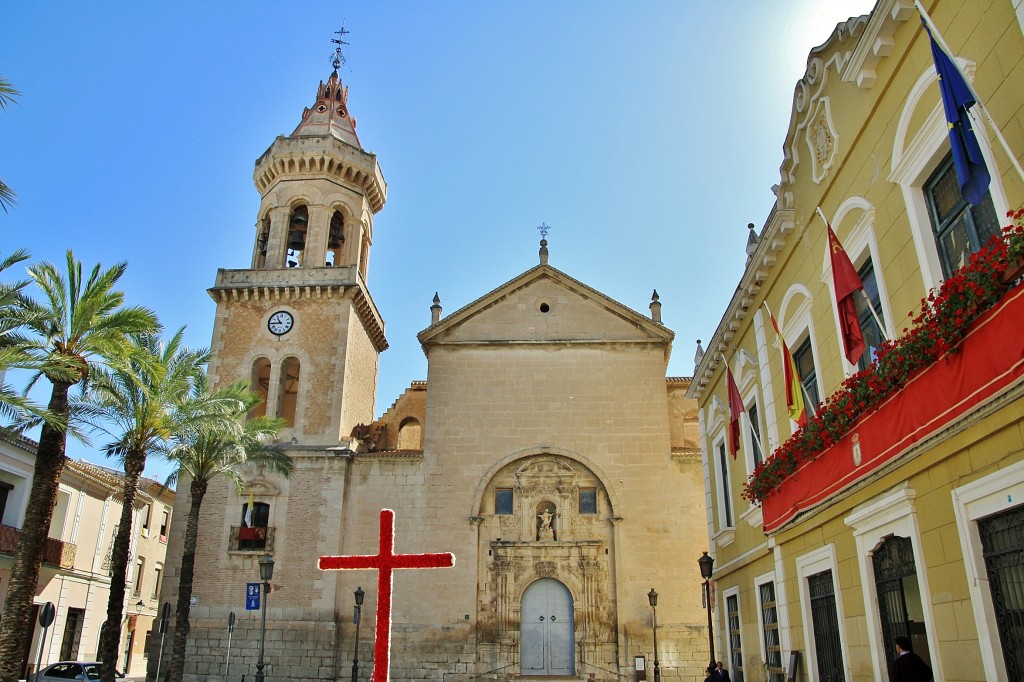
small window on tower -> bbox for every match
[278,357,300,427]
[495,489,513,515]
[250,358,271,420]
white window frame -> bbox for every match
[844,484,941,680]
[819,198,893,376]
[795,544,851,682]
[711,434,736,548]
[755,570,784,682]
[722,584,743,679]
[889,60,1008,293]
[952,459,1024,680]
[778,285,820,432]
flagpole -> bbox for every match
[857,289,888,342]
[915,0,1024,187]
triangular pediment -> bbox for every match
[418,264,673,349]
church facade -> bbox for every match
[155,63,710,681]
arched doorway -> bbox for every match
[520,578,575,676]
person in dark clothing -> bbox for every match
[716,660,732,682]
[890,635,933,682]
[705,664,723,680]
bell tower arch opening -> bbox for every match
[327,210,345,267]
[286,205,309,268]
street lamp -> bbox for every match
[648,588,660,682]
[698,551,715,673]
[351,587,365,682]
[255,554,275,682]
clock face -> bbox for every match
[268,311,294,336]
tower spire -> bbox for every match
[292,26,361,148]
[331,25,350,73]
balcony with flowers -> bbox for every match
[745,212,1024,532]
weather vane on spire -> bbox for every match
[537,222,551,239]
[331,25,350,71]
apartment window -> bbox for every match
[133,557,145,597]
[718,442,733,528]
[0,481,12,524]
[925,153,999,277]
[495,488,513,515]
[748,402,763,468]
[152,563,163,600]
[793,338,819,415]
[578,488,597,515]
[726,592,745,682]
[855,259,885,371]
[140,504,151,536]
[159,509,170,541]
[60,607,85,661]
[758,582,784,682]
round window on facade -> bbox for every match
[539,302,550,313]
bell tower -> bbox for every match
[207,47,388,447]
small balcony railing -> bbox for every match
[0,524,76,569]
[228,525,276,552]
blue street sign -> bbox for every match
[245,582,261,610]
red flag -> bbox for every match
[726,364,744,459]
[826,222,865,364]
[766,306,807,427]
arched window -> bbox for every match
[326,210,344,267]
[287,206,309,268]
[278,357,300,427]
[250,358,271,419]
[397,417,421,450]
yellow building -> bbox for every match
[687,1,1024,681]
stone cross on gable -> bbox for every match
[319,509,456,682]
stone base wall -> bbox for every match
[147,618,711,681]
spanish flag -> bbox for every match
[765,304,807,427]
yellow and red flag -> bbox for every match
[765,305,807,427]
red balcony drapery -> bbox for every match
[763,284,1024,533]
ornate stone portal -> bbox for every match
[475,455,617,676]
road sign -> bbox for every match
[245,582,261,610]
[39,601,56,627]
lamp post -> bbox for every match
[351,587,365,682]
[255,554,274,682]
[698,551,716,673]
[647,588,660,682]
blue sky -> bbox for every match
[1,1,875,481]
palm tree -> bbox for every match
[0,248,45,423]
[164,378,289,682]
[0,251,158,682]
[0,77,20,213]
[80,329,209,682]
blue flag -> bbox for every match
[924,19,990,205]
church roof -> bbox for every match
[291,69,362,149]
[418,257,674,360]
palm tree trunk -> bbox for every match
[0,382,71,682]
[166,477,208,682]
[98,450,147,682]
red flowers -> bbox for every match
[743,214,1024,503]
